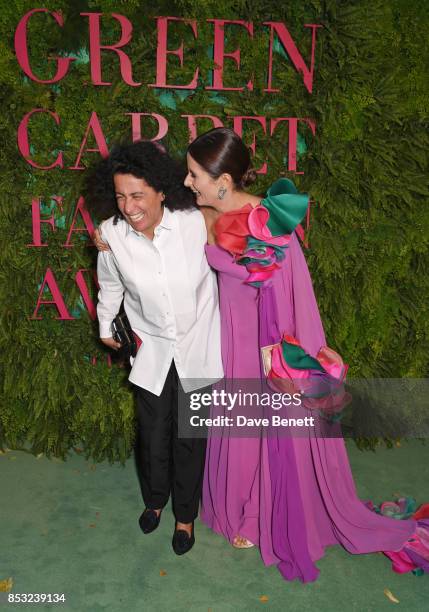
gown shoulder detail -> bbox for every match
[213,179,309,288]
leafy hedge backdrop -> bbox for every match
[0,0,427,461]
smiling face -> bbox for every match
[114,173,164,239]
[184,154,222,208]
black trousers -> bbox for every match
[134,361,207,523]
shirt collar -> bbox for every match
[125,205,173,238]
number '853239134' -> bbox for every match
[6,593,66,603]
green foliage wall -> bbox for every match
[0,0,428,461]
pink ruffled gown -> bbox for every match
[201,225,428,582]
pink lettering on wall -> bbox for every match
[17,109,63,170]
[14,13,321,95]
[233,116,267,173]
[264,22,321,94]
[182,114,224,142]
[27,196,63,247]
[149,17,199,89]
[15,11,322,323]
[80,12,141,86]
[75,269,98,320]
[206,20,254,91]
[17,112,315,173]
[63,197,96,247]
[31,268,74,320]
[69,112,109,170]
[91,354,113,367]
[14,9,74,84]
[126,112,169,142]
[270,117,316,173]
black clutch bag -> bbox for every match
[111,310,138,359]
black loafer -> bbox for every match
[172,523,195,555]
[139,509,161,534]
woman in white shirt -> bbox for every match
[88,140,223,556]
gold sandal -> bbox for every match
[232,535,255,549]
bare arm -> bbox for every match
[199,206,219,245]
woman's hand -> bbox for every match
[101,337,122,350]
[93,227,110,252]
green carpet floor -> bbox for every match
[1,439,428,611]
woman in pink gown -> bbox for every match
[184,127,429,582]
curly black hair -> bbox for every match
[85,140,196,221]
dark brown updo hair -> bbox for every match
[187,127,257,189]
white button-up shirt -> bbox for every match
[97,206,224,396]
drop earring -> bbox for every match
[217,186,227,200]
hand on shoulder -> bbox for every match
[92,220,111,252]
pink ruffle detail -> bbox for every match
[378,502,429,575]
[384,549,418,574]
[247,268,281,284]
[266,336,350,413]
[408,526,429,561]
[414,504,429,521]
[269,343,309,381]
[317,346,348,381]
[384,526,429,573]
[248,205,289,246]
[268,335,348,383]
